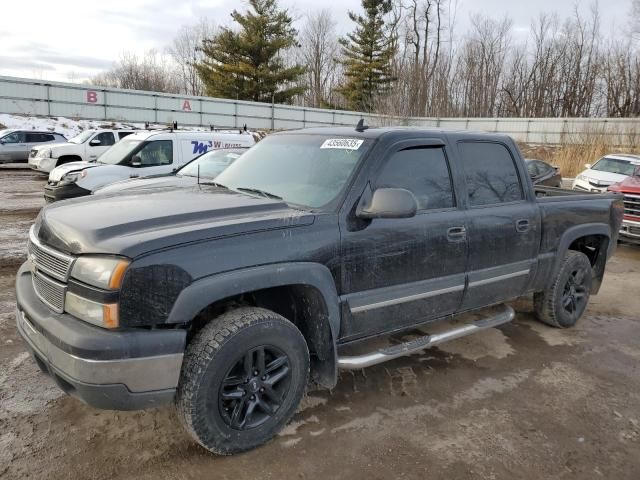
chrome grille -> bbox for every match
[623,194,640,218]
[28,227,74,282]
[32,270,66,313]
[629,225,640,236]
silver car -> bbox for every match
[0,129,67,163]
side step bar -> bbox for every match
[337,305,515,370]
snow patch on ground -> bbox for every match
[0,113,141,139]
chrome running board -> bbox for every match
[337,305,515,370]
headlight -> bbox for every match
[70,255,130,289]
[64,291,119,328]
[58,170,87,186]
[576,174,588,181]
[37,148,51,158]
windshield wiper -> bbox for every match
[235,187,282,200]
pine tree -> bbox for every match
[197,0,305,103]
[338,0,396,112]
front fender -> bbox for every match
[167,262,340,333]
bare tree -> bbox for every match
[633,0,640,38]
[167,19,216,96]
[91,50,180,93]
[298,9,340,107]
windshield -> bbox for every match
[178,149,245,179]
[215,134,372,209]
[592,157,640,176]
[97,138,142,164]
[68,131,95,144]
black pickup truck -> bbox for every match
[15,126,624,454]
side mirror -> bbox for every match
[89,139,102,146]
[131,155,142,167]
[584,163,592,169]
[356,188,418,220]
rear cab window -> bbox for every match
[458,142,524,206]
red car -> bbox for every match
[609,167,640,244]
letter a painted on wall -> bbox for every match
[182,100,192,111]
[86,91,98,103]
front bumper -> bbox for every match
[44,182,91,203]
[29,157,57,173]
[15,263,186,410]
[572,178,609,193]
[620,218,640,244]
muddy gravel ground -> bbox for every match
[1,168,639,480]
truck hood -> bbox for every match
[609,174,640,194]
[94,175,193,195]
[34,187,314,257]
[49,161,99,181]
[579,168,629,186]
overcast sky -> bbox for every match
[0,0,632,83]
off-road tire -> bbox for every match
[175,307,309,455]
[534,250,592,328]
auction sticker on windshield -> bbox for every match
[320,139,364,150]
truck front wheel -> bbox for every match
[534,250,593,328]
[176,307,309,455]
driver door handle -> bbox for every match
[516,219,530,233]
[447,226,467,242]
[130,174,139,178]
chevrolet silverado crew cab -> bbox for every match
[16,126,623,455]
[43,130,256,202]
[29,129,137,173]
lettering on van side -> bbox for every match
[192,141,243,154]
[191,141,213,155]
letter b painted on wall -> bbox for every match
[86,91,98,103]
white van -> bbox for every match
[29,129,138,173]
[44,130,256,202]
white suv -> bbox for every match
[0,130,67,163]
[29,129,137,173]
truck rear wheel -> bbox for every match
[175,307,309,455]
[534,250,592,328]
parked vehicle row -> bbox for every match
[43,130,255,202]
[16,124,623,455]
[0,129,67,163]
[95,148,249,195]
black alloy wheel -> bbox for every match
[219,346,292,430]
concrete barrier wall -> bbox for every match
[1,75,638,145]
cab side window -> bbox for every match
[93,132,115,146]
[26,133,54,143]
[2,132,25,143]
[374,146,455,211]
[136,140,173,167]
[118,132,134,140]
[459,142,523,206]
